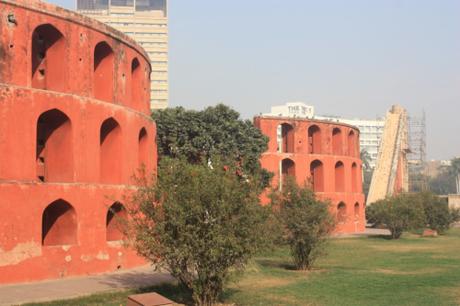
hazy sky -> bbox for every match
[49,0,460,160]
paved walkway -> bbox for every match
[333,227,391,238]
[0,265,174,306]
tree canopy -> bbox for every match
[450,157,460,194]
[428,157,460,195]
[366,193,426,239]
[360,149,371,172]
[152,105,270,183]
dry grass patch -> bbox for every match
[370,244,439,253]
[232,276,296,290]
[265,294,318,306]
[441,287,460,305]
[430,254,451,259]
[374,267,445,275]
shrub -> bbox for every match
[418,192,460,234]
[366,193,426,239]
[128,158,268,306]
[271,178,334,270]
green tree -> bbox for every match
[360,150,373,197]
[363,169,373,198]
[271,178,334,270]
[128,158,268,306]
[152,104,272,188]
[429,158,460,195]
[418,191,460,234]
[366,193,426,239]
[360,149,372,172]
[428,166,456,195]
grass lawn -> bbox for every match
[25,228,460,306]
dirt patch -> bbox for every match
[374,267,445,275]
[370,244,438,253]
[233,276,295,290]
[430,254,451,259]
[266,294,318,306]
[441,287,460,305]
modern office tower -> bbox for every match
[77,0,169,109]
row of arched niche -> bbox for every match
[41,199,361,246]
[37,108,149,184]
[31,24,146,106]
[278,123,358,156]
[337,202,363,224]
[42,199,126,246]
[280,159,361,193]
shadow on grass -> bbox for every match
[365,234,394,240]
[136,283,194,305]
[220,287,241,303]
[256,258,297,271]
[139,282,245,306]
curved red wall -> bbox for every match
[0,0,157,284]
[254,116,365,234]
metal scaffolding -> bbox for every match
[408,111,427,192]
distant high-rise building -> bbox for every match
[77,0,168,109]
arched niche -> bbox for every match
[32,24,66,91]
[337,202,347,224]
[42,199,77,246]
[310,159,324,192]
[332,128,343,155]
[94,41,114,102]
[131,58,143,108]
[308,125,321,154]
[335,161,345,192]
[279,123,294,153]
[100,117,122,184]
[36,109,73,182]
[280,158,295,189]
[106,202,127,241]
[138,127,148,169]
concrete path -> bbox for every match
[333,227,391,238]
[0,265,174,306]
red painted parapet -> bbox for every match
[254,116,365,234]
[0,0,157,284]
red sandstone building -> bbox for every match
[0,0,156,284]
[254,116,365,234]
